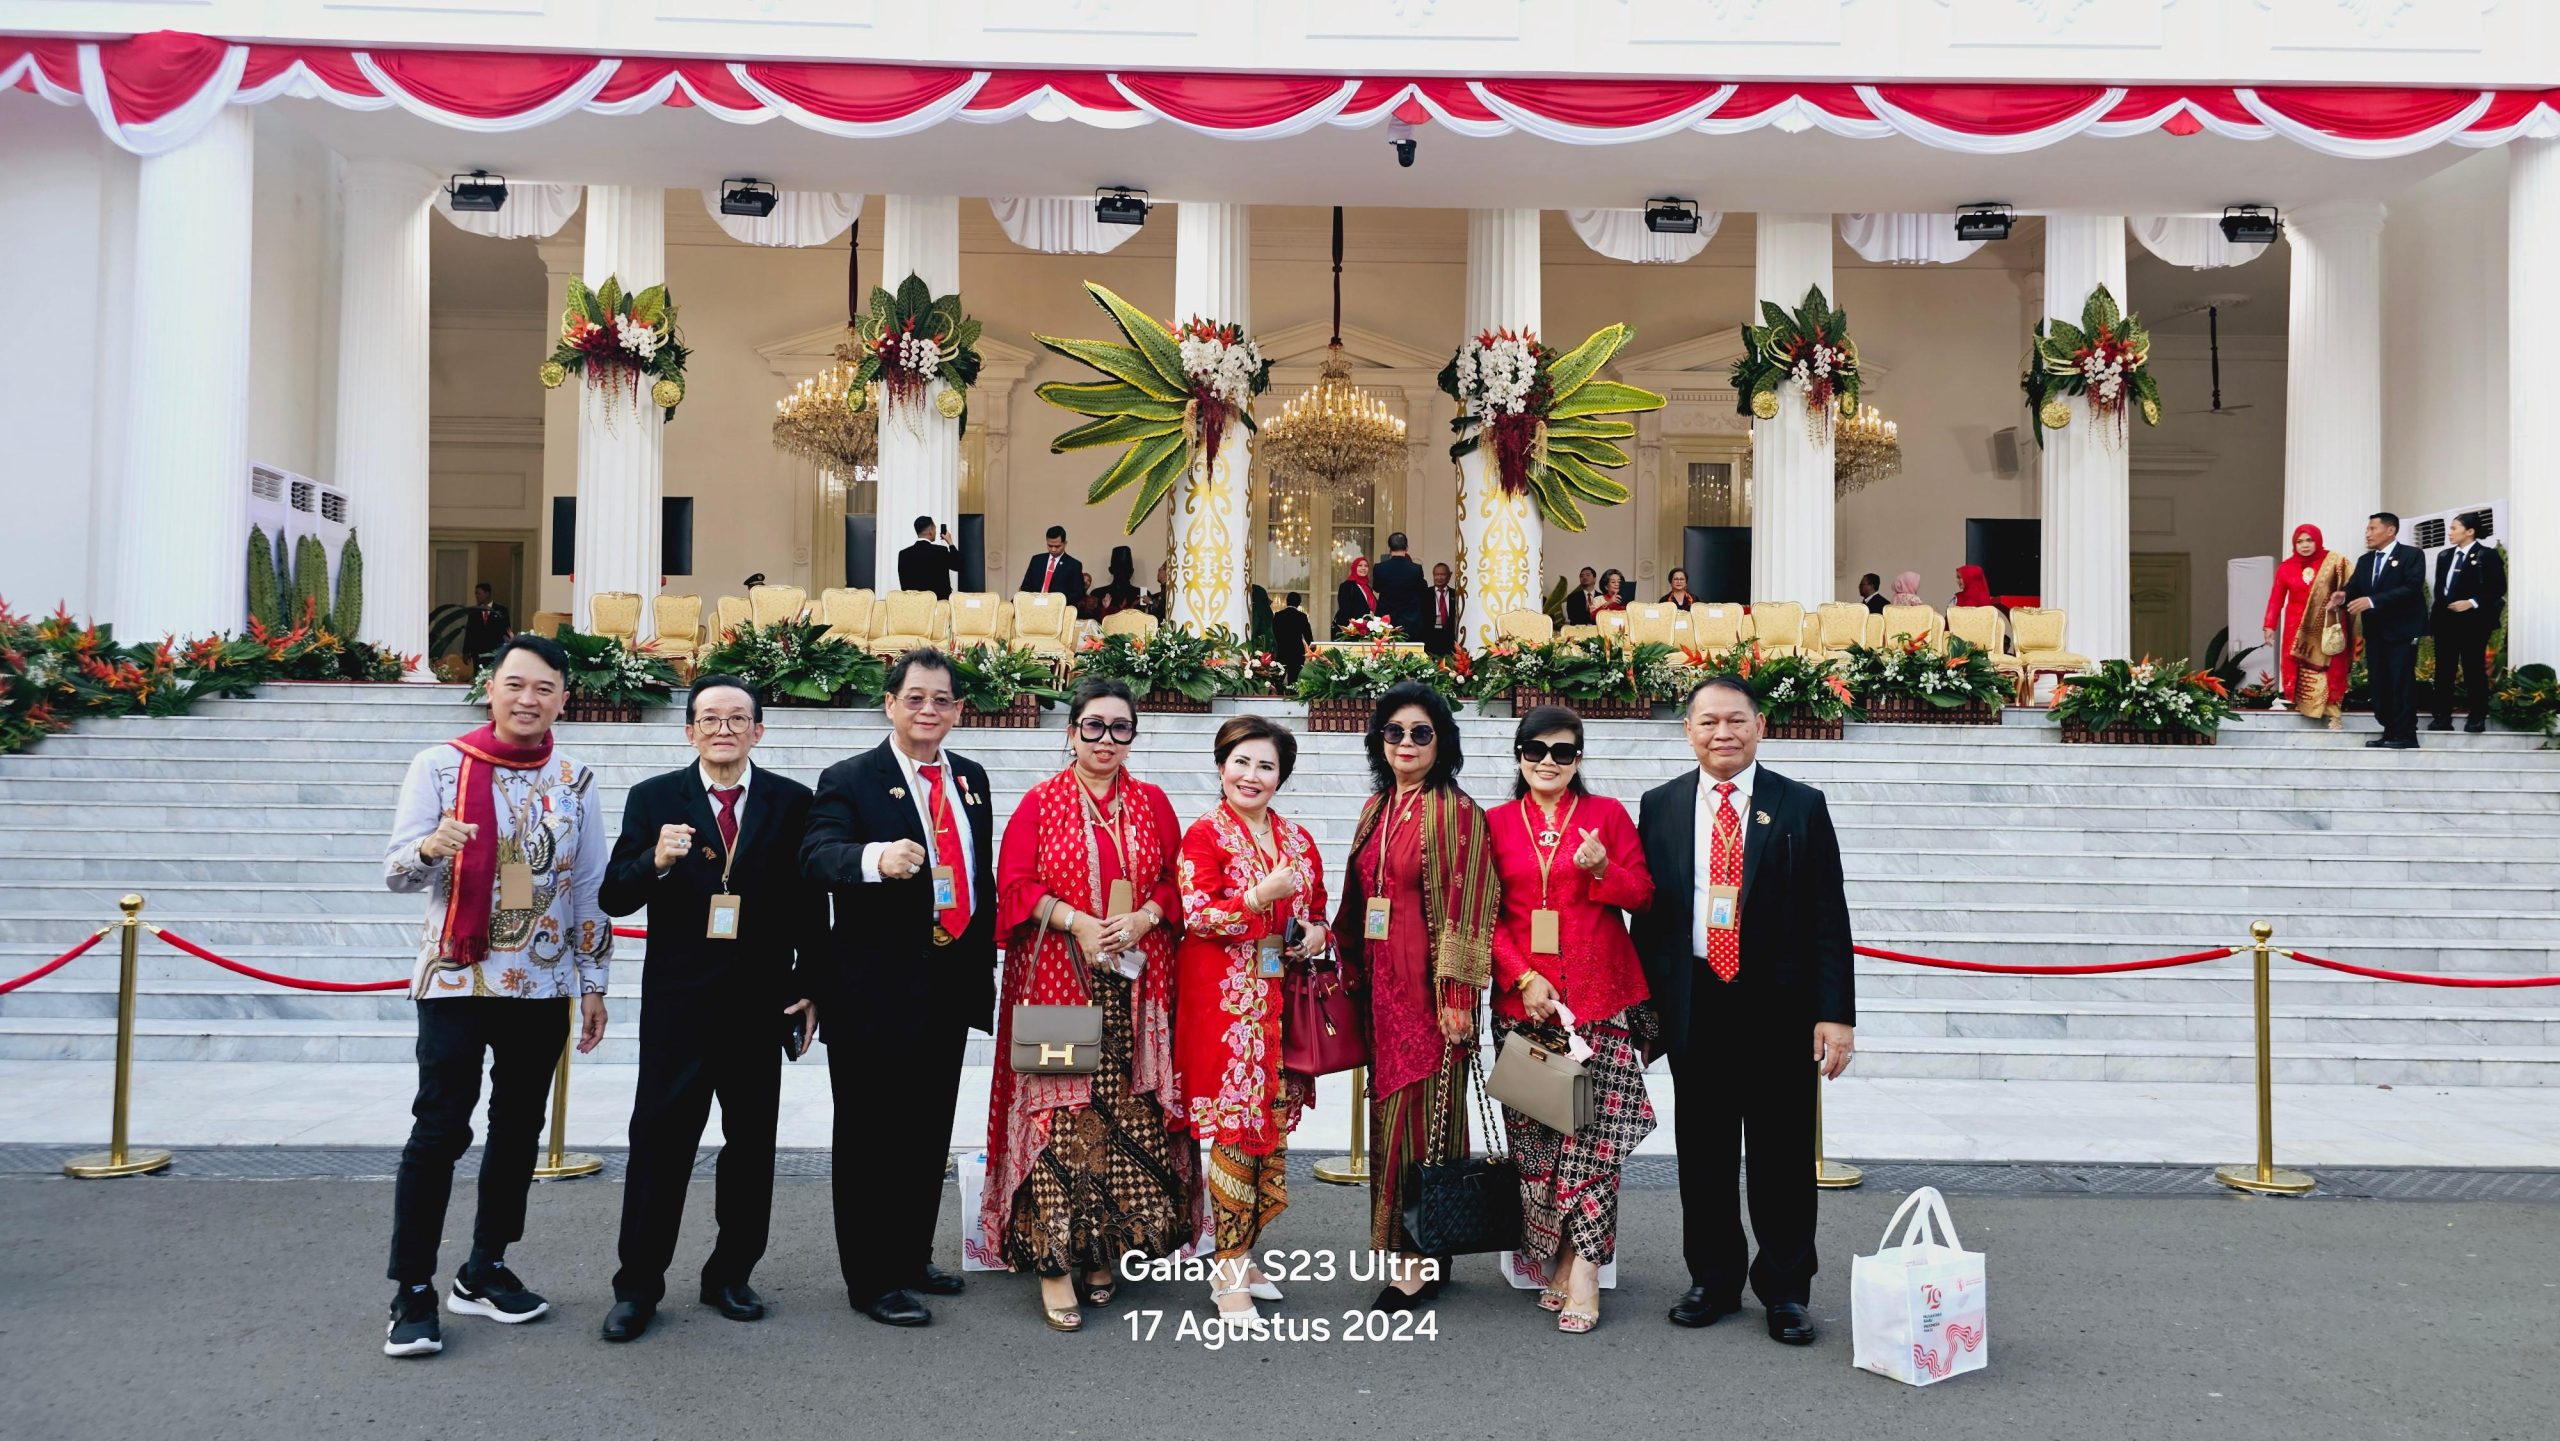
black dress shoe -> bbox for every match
[2428,719,2455,732]
[2364,737,2391,748]
[1371,1279,1442,1312]
[2467,720,2488,734]
[854,1290,931,1327]
[600,1300,654,1343]
[699,1281,765,1321]
[912,1263,966,1297]
[1767,1301,1817,1345]
[2383,738,2419,749]
[1668,1287,1741,1328]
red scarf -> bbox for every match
[441,723,556,966]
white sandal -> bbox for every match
[1209,1261,1260,1320]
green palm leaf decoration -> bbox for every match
[1437,323,1664,532]
[2021,283,2158,448]
[1034,283,1269,535]
[1727,284,1859,432]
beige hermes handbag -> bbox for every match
[1487,1028,1594,1135]
[1008,898,1103,1075]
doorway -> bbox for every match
[1260,466,1386,637]
[429,534,528,656]
[2129,552,2193,663]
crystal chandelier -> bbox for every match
[771,220,880,482]
[1257,207,1406,490]
[1832,402,1902,496]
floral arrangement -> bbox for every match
[2490,663,2558,737]
[2023,284,2157,447]
[540,276,689,424]
[1035,284,1270,534]
[1438,323,1664,532]
[1708,643,1857,726]
[1294,638,1469,704]
[698,618,882,705]
[1071,625,1227,705]
[185,597,412,690]
[1471,633,1670,707]
[1341,613,1404,645]
[1840,632,2014,712]
[2233,681,2281,711]
[951,642,1067,714]
[472,625,676,708]
[2049,657,2233,736]
[1729,285,1860,442]
[1640,644,1727,707]
[851,273,984,434]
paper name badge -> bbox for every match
[499,860,535,912]
[1707,883,1740,931]
[707,893,742,940]
[1106,878,1135,917]
[1256,936,1286,978]
[1363,897,1392,942]
[1529,907,1561,954]
[932,865,957,908]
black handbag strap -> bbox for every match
[1428,1012,1505,1168]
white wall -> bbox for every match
[245,110,341,482]
[2384,148,2511,523]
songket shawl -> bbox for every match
[1337,785,1501,992]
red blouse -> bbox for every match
[1171,803,1327,1155]
[1486,792,1654,1027]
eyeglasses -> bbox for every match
[897,693,959,713]
[687,715,756,734]
[1380,722,1436,747]
[1517,740,1582,765]
[1074,718,1139,744]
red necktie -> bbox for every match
[1707,782,1742,983]
[1436,589,1449,627]
[712,785,741,852]
[1043,557,1058,592]
[918,762,971,939]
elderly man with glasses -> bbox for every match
[799,647,999,1326]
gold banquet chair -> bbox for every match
[1496,610,1553,646]
[1750,601,1804,658]
[1689,604,1745,653]
[949,592,1008,650]
[2012,607,2094,675]
[589,591,642,644]
[525,610,570,640]
[1812,602,1871,661]
[1102,610,1159,641]
[1881,603,1944,650]
[1011,592,1076,669]
[869,590,950,658]
[712,596,752,642]
[1555,625,1603,644]
[817,587,876,645]
[650,594,705,678]
[1625,604,1680,647]
[749,584,808,629]
[1947,605,2024,679]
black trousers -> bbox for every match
[2370,632,2421,743]
[2432,613,2493,725]
[1667,974,1818,1308]
[611,993,783,1304]
[828,1011,970,1304]
[387,996,569,1285]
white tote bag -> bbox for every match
[1851,1186,1988,1386]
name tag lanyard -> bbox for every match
[707,789,744,940]
[1518,793,1578,957]
[1228,801,1291,978]
[497,775,547,913]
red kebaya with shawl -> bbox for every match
[1173,802,1327,1155]
[2263,522,2354,717]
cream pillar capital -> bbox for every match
[2282,199,2390,240]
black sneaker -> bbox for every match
[384,1284,443,1357]
[449,1261,550,1324]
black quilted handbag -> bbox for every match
[1398,1039,1523,1257]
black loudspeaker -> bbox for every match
[661,497,693,577]
[551,498,575,576]
[1964,518,2042,600]
[957,514,986,593]
[1684,526,1752,605]
[845,514,876,589]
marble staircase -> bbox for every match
[3,684,2557,1085]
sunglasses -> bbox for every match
[1074,718,1139,744]
[1517,740,1582,765]
[1380,722,1436,747]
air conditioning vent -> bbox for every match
[320,490,348,524]
[2412,516,2447,549]
[250,467,286,502]
[290,480,316,513]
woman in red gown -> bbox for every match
[1486,704,1658,1335]
[2262,522,2353,727]
[985,677,1194,1332]
[1172,714,1328,1321]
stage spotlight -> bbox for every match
[2219,205,2280,245]
[445,171,508,213]
[1954,203,2013,242]
[1644,198,1702,235]
[720,178,780,218]
[1094,187,1150,226]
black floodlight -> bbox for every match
[1954,203,2013,242]
[720,178,780,218]
[1644,197,1702,235]
[2219,205,2280,245]
[1094,187,1151,226]
[446,170,508,213]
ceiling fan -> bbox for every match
[2163,294,2256,417]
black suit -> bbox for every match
[600,764,826,1306]
[461,603,510,660]
[1272,607,1314,680]
[1422,584,1463,656]
[1334,579,1376,637]
[2347,541,2428,744]
[1019,552,1086,609]
[2431,543,2506,728]
[1373,554,1429,638]
[1632,766,1854,1309]
[800,739,998,1306]
[1565,589,1598,626]
[898,540,959,599]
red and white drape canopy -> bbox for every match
[7,31,2558,160]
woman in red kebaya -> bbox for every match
[1486,705,1657,1335]
[2262,522,2354,729]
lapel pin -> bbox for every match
[1755,810,1772,826]
[701,846,719,861]
[889,786,907,800]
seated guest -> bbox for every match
[1595,569,1629,614]
[1888,571,1925,608]
[1093,545,1145,617]
[1857,573,1886,616]
[1952,565,1997,611]
[1659,568,1698,608]
[1564,568,1600,626]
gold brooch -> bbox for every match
[889,786,907,800]
[1755,810,1772,825]
[700,846,719,861]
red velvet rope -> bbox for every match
[0,928,109,995]
[2284,950,2560,990]
[1855,943,2236,975]
[612,926,647,939]
[151,927,409,993]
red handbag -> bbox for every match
[1281,952,1368,1077]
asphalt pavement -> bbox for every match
[1,1171,2549,1440]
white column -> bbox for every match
[1169,201,1252,635]
[2508,140,2560,669]
[1750,213,1836,606]
[2282,202,2387,552]
[875,195,962,593]
[115,107,253,640]
[332,161,436,670]
[1457,208,1541,650]
[2040,215,2131,662]
[571,186,665,640]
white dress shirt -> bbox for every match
[2441,542,2475,605]
[859,742,976,896]
[1691,762,1758,958]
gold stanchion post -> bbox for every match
[65,895,173,1178]
[1313,1066,1370,1185]
[532,1002,602,1180]
[2215,920,2314,1196]
[1815,1067,1862,1189]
